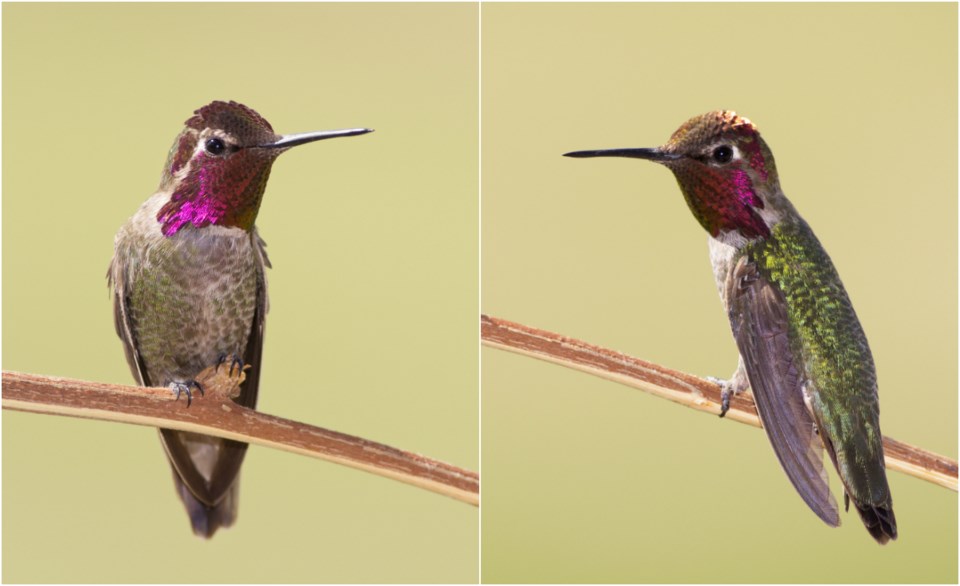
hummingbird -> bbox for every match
[108,100,371,537]
[565,110,896,544]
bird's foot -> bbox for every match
[706,376,733,417]
[169,380,204,407]
[216,353,244,377]
[708,357,751,418]
[706,375,749,418]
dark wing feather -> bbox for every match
[109,257,149,387]
[726,255,840,526]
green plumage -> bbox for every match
[745,218,889,508]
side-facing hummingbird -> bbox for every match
[108,101,371,537]
[565,110,896,544]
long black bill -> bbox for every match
[563,147,681,161]
[259,128,374,149]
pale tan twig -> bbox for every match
[2,369,479,506]
[481,314,957,491]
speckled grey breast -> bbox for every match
[124,226,260,384]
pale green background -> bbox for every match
[3,3,477,583]
[482,3,957,583]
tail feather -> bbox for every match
[173,473,238,539]
[854,501,897,545]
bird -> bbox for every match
[565,110,896,543]
[109,100,371,537]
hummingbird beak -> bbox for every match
[257,128,374,149]
[563,147,682,162]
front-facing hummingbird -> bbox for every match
[565,110,896,543]
[108,101,371,537]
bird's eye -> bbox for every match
[205,138,226,156]
[712,145,734,164]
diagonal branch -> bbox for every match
[481,314,957,492]
[2,369,478,506]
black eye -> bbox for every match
[205,138,226,155]
[712,145,733,164]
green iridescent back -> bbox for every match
[744,218,889,505]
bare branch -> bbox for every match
[481,314,957,492]
[2,369,479,506]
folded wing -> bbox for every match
[726,255,839,527]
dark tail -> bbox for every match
[854,501,897,545]
[173,473,238,539]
